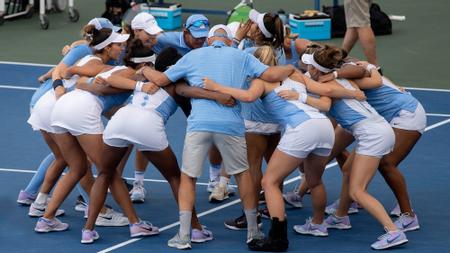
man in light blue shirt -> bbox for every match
[152,14,209,55]
[140,24,296,249]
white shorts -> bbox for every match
[103,105,169,152]
[350,117,395,158]
[51,89,104,136]
[278,118,335,159]
[244,120,282,135]
[27,89,58,133]
[390,103,426,134]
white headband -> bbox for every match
[301,53,332,73]
[130,55,156,64]
[249,10,273,39]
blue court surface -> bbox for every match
[0,62,449,253]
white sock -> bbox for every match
[35,192,48,205]
[134,171,145,184]
[219,176,229,187]
[209,164,221,182]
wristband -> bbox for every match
[299,92,308,103]
[135,81,144,92]
[232,37,241,44]
[366,64,377,72]
[333,70,338,79]
[52,79,64,89]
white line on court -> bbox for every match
[0,85,38,91]
[97,117,450,253]
[0,168,216,187]
[0,61,55,67]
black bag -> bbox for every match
[322,3,392,38]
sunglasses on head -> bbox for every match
[186,19,209,29]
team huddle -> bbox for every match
[17,9,426,252]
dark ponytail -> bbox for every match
[89,28,113,54]
[123,38,155,69]
[262,13,285,49]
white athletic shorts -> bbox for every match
[103,105,169,151]
[390,103,426,134]
[278,118,335,159]
[27,89,58,133]
[350,117,395,158]
[51,89,103,136]
[244,119,282,135]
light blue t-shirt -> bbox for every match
[152,32,205,56]
[164,40,269,136]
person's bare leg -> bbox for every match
[379,129,422,214]
[342,27,359,53]
[38,131,67,194]
[261,149,301,220]
[303,154,328,224]
[357,26,378,65]
[44,133,88,219]
[335,151,355,217]
[245,133,268,206]
[349,154,396,231]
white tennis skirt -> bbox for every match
[103,105,168,151]
[51,89,104,136]
[278,118,335,159]
[27,89,58,133]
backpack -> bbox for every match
[322,3,392,38]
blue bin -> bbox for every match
[289,14,331,40]
[146,3,182,30]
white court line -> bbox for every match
[0,61,55,67]
[98,117,450,253]
[426,113,450,118]
[405,87,450,93]
[0,167,218,187]
[0,84,38,91]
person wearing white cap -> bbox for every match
[138,24,296,249]
[152,14,210,56]
[131,12,163,48]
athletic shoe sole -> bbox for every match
[168,242,191,249]
[401,225,420,232]
[191,236,214,243]
[293,227,328,237]
[130,230,160,238]
[224,222,263,231]
[326,224,352,230]
[371,239,408,250]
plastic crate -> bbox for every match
[289,14,331,40]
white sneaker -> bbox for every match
[283,191,303,208]
[130,181,146,203]
[29,202,65,217]
[95,208,129,227]
[207,180,218,193]
[209,184,229,203]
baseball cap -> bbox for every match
[131,12,163,35]
[88,17,121,32]
[207,24,233,40]
[185,14,209,38]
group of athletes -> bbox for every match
[16,8,426,251]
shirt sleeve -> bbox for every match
[164,54,190,82]
[61,44,92,66]
[244,53,269,78]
